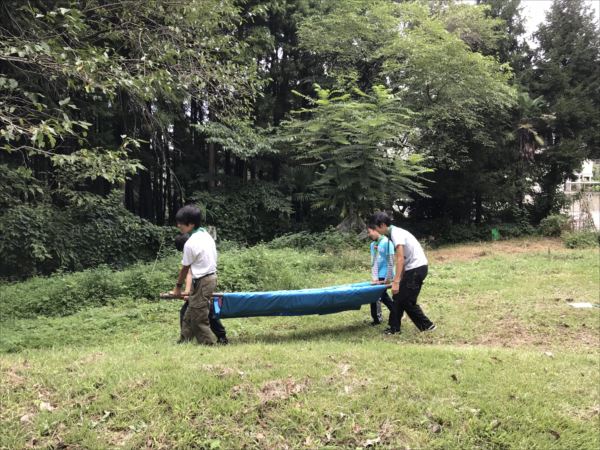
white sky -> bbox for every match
[521,0,599,40]
[464,0,600,44]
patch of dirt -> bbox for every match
[76,352,106,365]
[429,238,563,264]
[3,367,27,388]
[127,378,152,390]
[474,315,539,348]
[341,377,372,395]
[258,377,309,404]
[107,429,134,447]
[470,313,599,349]
[0,360,30,389]
[201,364,245,377]
[338,363,351,375]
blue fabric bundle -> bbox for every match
[213,282,388,319]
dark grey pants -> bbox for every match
[180,300,226,340]
[390,265,433,331]
[370,278,394,324]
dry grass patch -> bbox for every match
[429,238,563,263]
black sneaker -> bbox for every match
[384,327,400,335]
[422,324,436,332]
[217,337,229,345]
[370,321,382,326]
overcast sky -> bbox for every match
[521,0,599,41]
[463,1,599,45]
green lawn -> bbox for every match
[1,240,598,449]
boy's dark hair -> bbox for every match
[174,233,190,252]
[367,211,392,228]
[175,205,202,228]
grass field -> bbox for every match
[1,239,598,449]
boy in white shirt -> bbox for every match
[175,233,227,344]
[172,205,218,345]
[368,211,435,334]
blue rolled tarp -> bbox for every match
[213,282,388,319]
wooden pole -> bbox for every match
[159,292,224,299]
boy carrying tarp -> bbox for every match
[367,224,395,327]
[171,205,225,345]
[174,233,227,344]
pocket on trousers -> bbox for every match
[405,272,421,290]
[200,277,217,304]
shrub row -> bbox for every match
[0,245,368,321]
[0,195,172,280]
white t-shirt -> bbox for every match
[389,226,428,271]
[181,230,217,278]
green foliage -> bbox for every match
[0,243,367,321]
[562,231,599,249]
[0,164,45,210]
[0,194,169,279]
[2,0,596,277]
[218,246,305,292]
[0,256,178,321]
[411,220,536,246]
[539,214,570,237]
[267,229,363,252]
[0,244,598,448]
[296,0,519,227]
[0,0,257,155]
[191,181,293,243]
[197,120,277,159]
[218,244,366,293]
[283,84,428,221]
[437,2,505,54]
[0,0,261,227]
[528,0,600,219]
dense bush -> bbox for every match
[0,255,178,321]
[0,194,172,279]
[539,214,570,237]
[216,244,367,292]
[0,245,369,321]
[408,221,536,246]
[191,181,293,243]
[562,231,599,249]
[267,228,364,252]
[218,246,310,292]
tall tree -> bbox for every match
[283,84,428,231]
[528,0,600,220]
[298,0,517,224]
[0,0,259,219]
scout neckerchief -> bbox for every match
[191,227,206,235]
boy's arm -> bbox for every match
[173,265,190,297]
[391,245,404,294]
[385,244,394,284]
[184,271,193,294]
[370,244,379,283]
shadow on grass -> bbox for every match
[232,320,377,345]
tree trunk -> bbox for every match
[208,142,216,189]
[224,150,232,176]
[474,192,482,224]
[139,169,153,221]
[336,211,366,234]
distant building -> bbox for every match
[563,160,600,230]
